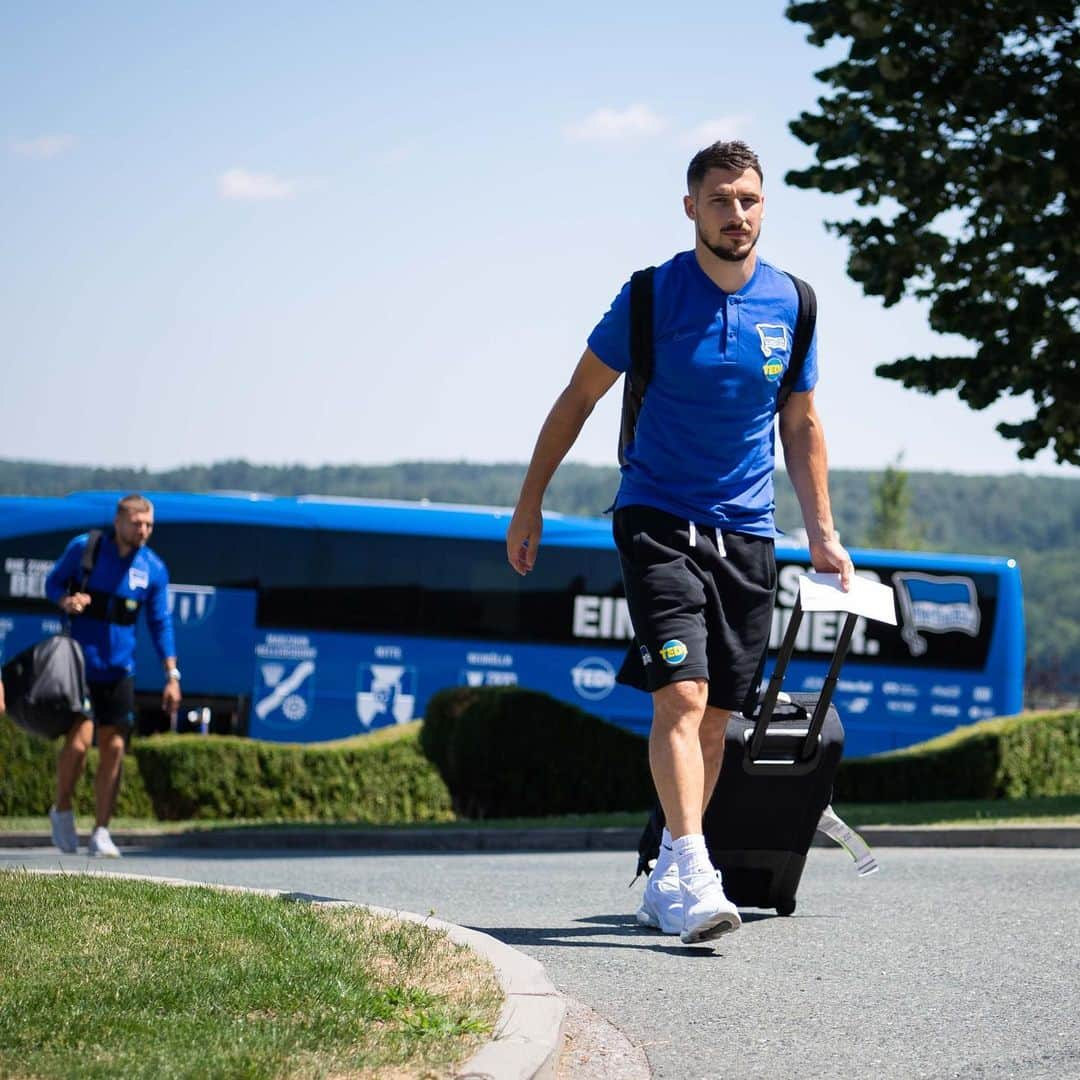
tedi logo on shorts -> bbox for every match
[659,639,688,666]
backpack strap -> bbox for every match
[777,272,817,411]
[617,266,656,466]
[62,529,104,636]
[75,529,104,593]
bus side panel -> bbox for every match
[247,628,651,743]
[134,586,257,697]
[0,612,64,666]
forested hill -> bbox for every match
[2,458,1077,694]
[1,458,1075,557]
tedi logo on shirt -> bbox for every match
[659,639,688,665]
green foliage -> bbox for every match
[0,715,453,822]
[785,1,1080,464]
[0,715,154,818]
[835,710,1080,801]
[420,687,654,818]
[864,453,923,549]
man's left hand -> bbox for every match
[162,679,182,714]
[809,537,854,590]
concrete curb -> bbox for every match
[15,867,565,1080]
[2,823,1079,851]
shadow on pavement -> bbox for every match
[467,913,753,955]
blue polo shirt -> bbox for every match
[588,251,817,536]
[44,532,175,682]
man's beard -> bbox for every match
[701,225,760,263]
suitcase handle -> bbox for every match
[747,596,859,763]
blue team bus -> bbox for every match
[0,491,1025,757]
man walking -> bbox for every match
[507,140,853,943]
[44,494,181,857]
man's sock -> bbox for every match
[672,833,713,881]
[652,827,677,878]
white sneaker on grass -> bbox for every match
[88,826,121,858]
[48,806,78,854]
[680,871,741,944]
[636,866,683,935]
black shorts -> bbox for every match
[613,505,776,711]
[87,675,136,731]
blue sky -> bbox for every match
[2,1,1073,477]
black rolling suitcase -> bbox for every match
[638,596,859,916]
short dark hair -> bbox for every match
[686,140,763,192]
[116,493,152,516]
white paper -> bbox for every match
[798,572,898,626]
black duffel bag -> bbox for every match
[2,634,92,739]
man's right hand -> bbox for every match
[507,505,542,576]
[60,592,92,616]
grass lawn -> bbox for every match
[0,870,501,1080]
[2,795,1078,835]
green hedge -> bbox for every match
[0,714,155,818]
[834,710,1080,801]
[420,686,654,818]
[0,714,453,823]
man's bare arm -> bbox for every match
[778,389,854,589]
[507,348,620,575]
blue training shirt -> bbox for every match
[588,251,818,536]
[44,531,175,682]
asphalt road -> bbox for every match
[4,844,1078,1080]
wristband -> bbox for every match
[166,667,181,682]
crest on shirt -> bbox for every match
[756,323,789,359]
[128,567,149,591]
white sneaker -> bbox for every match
[88,826,121,858]
[48,806,78,854]
[680,871,741,944]
[636,866,683,934]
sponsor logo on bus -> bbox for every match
[883,681,919,697]
[893,572,981,657]
[571,656,616,700]
[461,669,518,688]
[168,584,217,626]
[932,704,961,718]
[254,658,316,726]
[357,663,417,727]
[931,685,962,699]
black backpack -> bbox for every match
[1,530,103,739]
[618,266,817,465]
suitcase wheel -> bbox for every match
[776,898,796,917]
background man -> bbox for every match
[44,493,181,857]
[507,140,852,944]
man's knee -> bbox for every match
[65,717,94,754]
[97,726,127,759]
[652,679,709,729]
